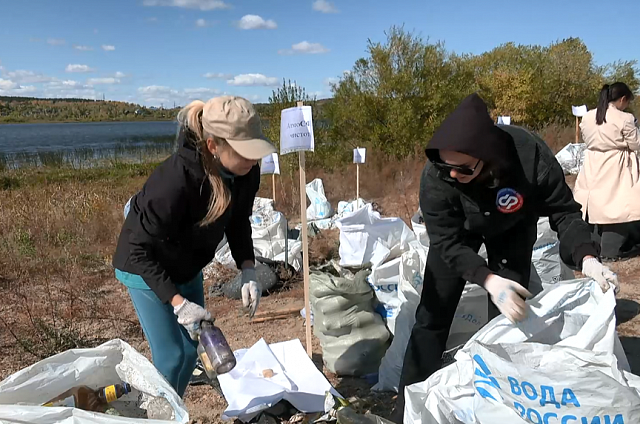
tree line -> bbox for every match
[263,27,638,169]
[0,97,180,123]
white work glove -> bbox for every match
[582,258,618,293]
[241,267,261,318]
[485,274,532,324]
[173,299,212,340]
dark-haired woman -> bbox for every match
[574,83,640,259]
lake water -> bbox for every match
[0,121,179,168]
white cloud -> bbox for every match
[47,38,66,46]
[101,45,116,51]
[87,77,121,85]
[65,64,96,73]
[137,85,223,107]
[142,0,230,11]
[226,73,279,87]
[0,78,37,95]
[0,78,19,90]
[114,71,127,78]
[195,18,210,27]
[279,41,329,55]
[312,0,338,13]
[237,15,277,30]
[73,45,93,51]
[203,72,232,79]
[2,70,54,84]
[324,77,339,86]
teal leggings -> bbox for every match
[122,273,204,397]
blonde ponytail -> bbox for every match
[177,100,231,227]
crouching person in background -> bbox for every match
[112,96,276,396]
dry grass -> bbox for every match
[4,124,626,423]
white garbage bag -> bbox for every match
[0,339,188,424]
[404,279,638,424]
[306,178,333,221]
[532,217,575,288]
[335,204,417,269]
[410,210,429,247]
[219,339,337,422]
[555,143,586,175]
[373,246,428,392]
[368,256,402,334]
[213,197,302,271]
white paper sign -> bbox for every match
[572,105,588,117]
[280,106,314,155]
[353,148,366,164]
[260,153,280,175]
[497,116,511,125]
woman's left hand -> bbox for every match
[241,267,261,317]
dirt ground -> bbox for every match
[1,169,639,423]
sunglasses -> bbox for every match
[433,159,481,176]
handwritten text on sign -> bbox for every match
[260,153,280,175]
[280,106,314,155]
[353,148,366,164]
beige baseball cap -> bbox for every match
[201,95,276,160]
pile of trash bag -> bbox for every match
[0,339,188,423]
[310,270,391,376]
[404,279,639,423]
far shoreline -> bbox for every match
[0,118,177,126]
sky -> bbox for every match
[1,0,639,107]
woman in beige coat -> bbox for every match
[574,82,639,259]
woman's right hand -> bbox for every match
[172,297,212,340]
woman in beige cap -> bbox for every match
[574,82,640,260]
[112,96,276,396]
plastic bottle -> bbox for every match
[43,382,131,412]
[199,320,236,375]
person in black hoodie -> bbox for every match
[112,95,275,397]
[391,93,618,422]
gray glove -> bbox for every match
[582,258,618,293]
[241,267,261,318]
[173,299,212,340]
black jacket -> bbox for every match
[112,130,259,303]
[421,93,599,287]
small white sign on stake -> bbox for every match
[497,116,511,125]
[353,148,366,164]
[260,153,280,175]
[572,105,588,117]
[280,106,314,155]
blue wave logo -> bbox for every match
[473,354,502,401]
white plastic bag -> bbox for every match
[373,246,427,392]
[555,143,586,175]
[306,178,333,221]
[0,339,188,424]
[532,217,575,288]
[335,204,417,269]
[410,210,429,247]
[404,279,637,424]
[368,257,402,334]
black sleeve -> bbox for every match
[225,166,260,268]
[536,143,600,268]
[128,166,187,304]
[420,167,492,286]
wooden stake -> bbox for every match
[297,100,313,357]
[575,116,580,143]
[356,163,360,200]
[252,306,303,319]
[272,173,276,204]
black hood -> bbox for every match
[425,93,517,171]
